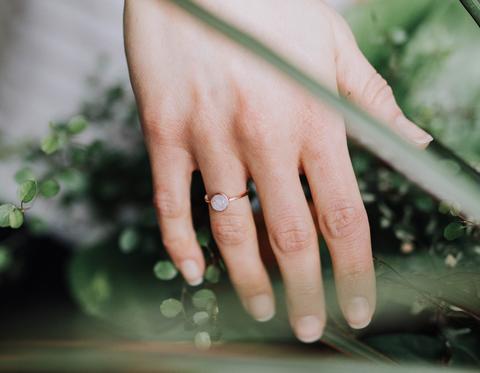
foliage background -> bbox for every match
[1,0,480,370]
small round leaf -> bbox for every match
[39,179,61,198]
[119,228,139,253]
[204,264,221,284]
[0,204,15,228]
[194,331,211,350]
[67,115,88,134]
[192,289,216,309]
[160,298,183,318]
[18,180,37,203]
[193,311,209,326]
[41,133,60,155]
[153,261,178,280]
[9,208,24,229]
[444,222,464,241]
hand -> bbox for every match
[124,0,432,343]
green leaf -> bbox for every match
[41,133,60,155]
[438,201,452,214]
[459,0,480,27]
[194,331,211,350]
[192,289,216,309]
[118,228,139,253]
[18,179,37,203]
[39,179,61,198]
[14,167,35,184]
[0,246,12,273]
[67,115,88,134]
[153,260,178,280]
[204,264,220,284]
[8,208,24,229]
[159,298,183,318]
[196,227,211,247]
[193,311,209,326]
[0,204,16,228]
[444,222,465,240]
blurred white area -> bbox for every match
[0,0,126,140]
[0,0,351,241]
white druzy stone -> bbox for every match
[210,194,229,212]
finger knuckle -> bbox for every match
[231,273,269,297]
[162,235,192,255]
[140,104,186,145]
[211,213,249,247]
[363,72,396,110]
[271,215,313,253]
[235,101,274,150]
[153,190,188,219]
[337,258,372,282]
[321,200,366,239]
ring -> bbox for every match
[204,190,249,212]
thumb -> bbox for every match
[334,21,433,148]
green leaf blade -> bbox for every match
[18,180,37,204]
[444,222,465,241]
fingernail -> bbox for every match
[396,116,433,146]
[180,260,203,286]
[246,294,275,322]
[294,316,323,343]
[346,297,371,329]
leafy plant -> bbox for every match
[1,0,480,369]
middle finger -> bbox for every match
[249,152,325,343]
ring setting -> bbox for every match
[205,190,248,212]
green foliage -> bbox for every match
[193,311,209,326]
[39,179,61,198]
[160,298,183,318]
[14,167,35,184]
[8,208,24,229]
[204,264,220,284]
[41,132,61,155]
[194,331,211,350]
[444,222,465,240]
[153,260,178,280]
[2,0,480,363]
[18,179,37,204]
[0,204,15,228]
[118,228,139,253]
[192,289,216,309]
[67,115,88,135]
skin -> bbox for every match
[124,0,433,343]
